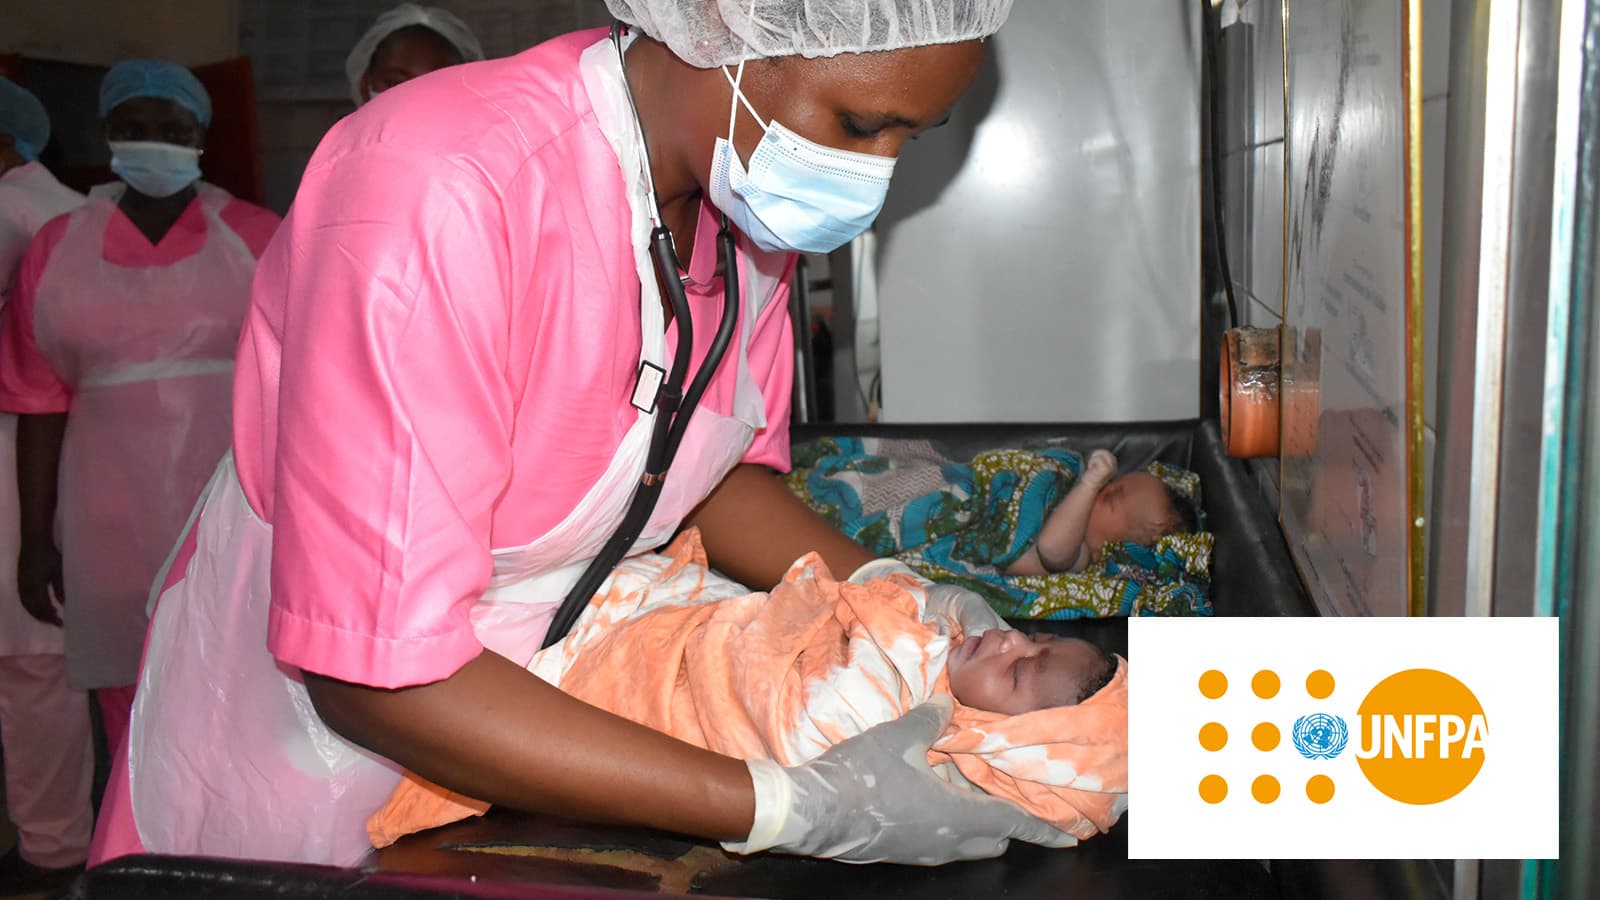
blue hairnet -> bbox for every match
[99,60,212,127]
[0,77,49,161]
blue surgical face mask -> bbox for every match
[109,140,202,198]
[709,61,897,255]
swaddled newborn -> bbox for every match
[1009,449,1199,575]
[947,629,1118,716]
[368,531,1128,849]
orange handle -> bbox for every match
[1220,327,1282,458]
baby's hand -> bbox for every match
[1084,450,1118,487]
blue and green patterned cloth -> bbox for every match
[784,437,1213,619]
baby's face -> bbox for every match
[1087,472,1178,550]
[946,631,1106,715]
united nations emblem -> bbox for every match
[1292,713,1349,760]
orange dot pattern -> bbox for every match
[1306,670,1335,699]
[1195,669,1342,806]
[1252,669,1280,699]
[1252,722,1280,751]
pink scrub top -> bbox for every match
[239,28,796,691]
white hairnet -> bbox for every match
[344,3,486,105]
[605,0,1013,68]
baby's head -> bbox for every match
[1085,472,1197,553]
[946,630,1118,716]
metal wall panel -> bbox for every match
[1279,0,1422,618]
[871,0,1201,423]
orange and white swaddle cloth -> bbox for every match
[368,530,1128,848]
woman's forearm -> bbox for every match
[16,412,66,545]
[686,463,877,589]
[304,650,756,840]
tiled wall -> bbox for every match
[1217,0,1451,527]
[251,0,611,213]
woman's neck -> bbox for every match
[624,37,705,260]
[118,184,197,246]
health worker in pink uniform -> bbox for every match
[0,76,95,896]
[95,0,1064,868]
[0,61,280,759]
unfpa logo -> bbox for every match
[1194,667,1488,806]
[1351,669,1488,804]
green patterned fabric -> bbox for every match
[785,437,1212,619]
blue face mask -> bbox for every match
[109,140,202,198]
[709,61,897,255]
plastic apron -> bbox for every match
[0,163,85,658]
[126,36,780,866]
[33,183,250,687]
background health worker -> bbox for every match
[94,0,1059,868]
[0,61,280,757]
[346,3,486,106]
[0,76,95,893]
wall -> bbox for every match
[873,0,1202,423]
[0,0,240,67]
[1218,0,1449,567]
[241,0,610,212]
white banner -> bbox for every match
[1128,617,1559,859]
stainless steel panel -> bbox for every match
[1280,0,1420,617]
[1429,0,1563,620]
[1427,0,1489,618]
[1223,19,1258,154]
[1422,97,1447,428]
[1249,142,1286,308]
[1227,148,1253,300]
[872,0,1201,423]
[1254,0,1287,146]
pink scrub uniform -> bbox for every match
[0,182,278,691]
[0,160,94,871]
[103,29,796,866]
[0,161,84,661]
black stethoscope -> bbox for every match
[542,23,742,648]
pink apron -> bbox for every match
[33,183,252,688]
[119,36,781,866]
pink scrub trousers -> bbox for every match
[0,653,94,868]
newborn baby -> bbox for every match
[1008,450,1197,575]
[369,533,1129,849]
[947,630,1118,716]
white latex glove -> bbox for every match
[848,558,1010,636]
[1083,449,1118,487]
[725,696,1076,864]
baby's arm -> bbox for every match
[1006,451,1117,576]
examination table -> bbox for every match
[73,419,1328,900]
